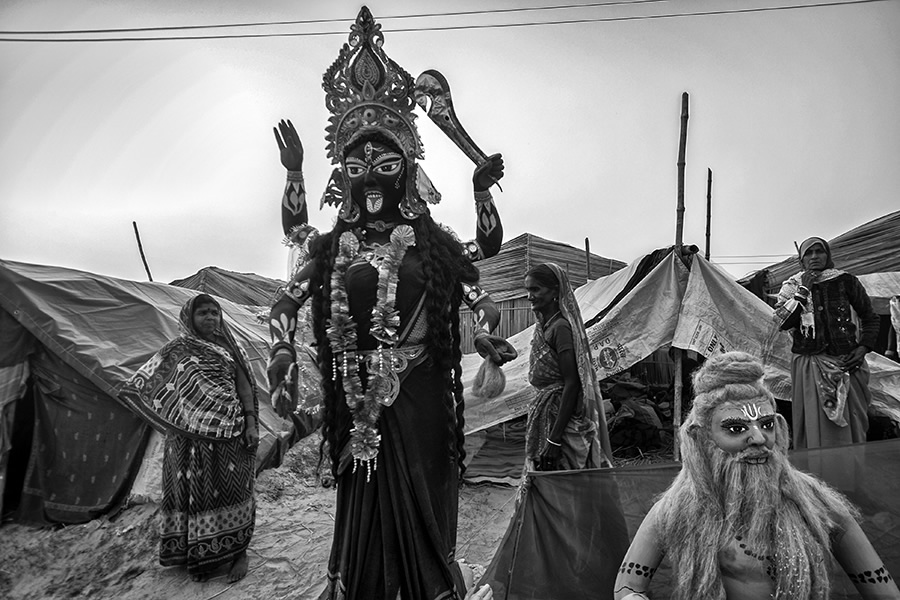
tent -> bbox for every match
[170,265,283,309]
[738,209,900,292]
[460,247,900,480]
[481,438,900,600]
[0,259,296,524]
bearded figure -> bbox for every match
[613,351,899,600]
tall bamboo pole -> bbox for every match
[673,92,689,461]
[705,168,713,260]
[585,237,592,280]
[132,221,154,282]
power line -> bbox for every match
[0,0,888,43]
[0,1,678,35]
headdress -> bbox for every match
[320,6,440,222]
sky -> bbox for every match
[1,0,898,285]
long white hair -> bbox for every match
[654,352,856,600]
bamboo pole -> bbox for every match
[673,92,689,462]
[705,168,713,260]
[132,221,154,282]
[585,237,592,280]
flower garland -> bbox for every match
[326,225,416,480]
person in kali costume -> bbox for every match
[266,7,513,600]
[613,351,899,600]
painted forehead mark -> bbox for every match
[740,403,775,420]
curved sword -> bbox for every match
[414,69,488,166]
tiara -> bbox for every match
[322,6,423,164]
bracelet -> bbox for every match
[286,170,304,183]
[473,189,492,204]
[546,437,561,447]
[270,340,297,361]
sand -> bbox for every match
[0,434,517,600]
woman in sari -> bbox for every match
[523,263,613,471]
[121,293,258,583]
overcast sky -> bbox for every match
[2,0,898,285]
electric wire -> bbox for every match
[0,0,889,43]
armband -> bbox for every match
[269,341,297,361]
[473,189,493,204]
[286,170,304,183]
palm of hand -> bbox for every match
[275,119,304,171]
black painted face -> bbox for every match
[344,140,406,218]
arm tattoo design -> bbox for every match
[847,565,894,585]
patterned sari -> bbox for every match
[524,263,613,470]
[120,295,256,576]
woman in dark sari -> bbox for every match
[121,293,258,583]
[265,9,509,599]
[523,263,613,471]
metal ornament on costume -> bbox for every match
[320,6,441,222]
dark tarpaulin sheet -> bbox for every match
[19,350,149,524]
[482,439,900,600]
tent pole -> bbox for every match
[585,237,592,280]
[673,92,689,462]
[132,221,154,282]
[705,168,713,260]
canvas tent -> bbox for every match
[170,265,283,309]
[0,259,295,524]
[460,247,900,482]
[738,209,900,295]
[462,246,900,435]
[480,438,900,600]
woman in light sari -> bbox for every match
[523,263,613,471]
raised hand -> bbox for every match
[473,153,504,192]
[274,119,304,171]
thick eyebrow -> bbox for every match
[720,417,749,427]
[372,152,402,164]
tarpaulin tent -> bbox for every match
[460,248,900,480]
[481,438,900,600]
[0,259,295,524]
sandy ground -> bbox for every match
[0,434,518,600]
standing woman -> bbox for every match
[524,263,613,471]
[121,294,258,583]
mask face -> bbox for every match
[192,302,221,340]
[708,399,777,459]
[344,140,406,218]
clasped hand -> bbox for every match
[474,334,517,365]
[473,153,504,192]
[267,352,298,419]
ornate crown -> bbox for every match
[322,6,423,164]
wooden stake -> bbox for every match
[673,92,689,462]
[705,168,713,260]
[585,237,592,280]
[132,221,153,282]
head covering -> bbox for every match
[544,262,614,463]
[120,294,256,440]
[798,236,834,269]
[319,6,441,222]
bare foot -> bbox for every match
[227,550,249,583]
[190,571,210,583]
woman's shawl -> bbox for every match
[546,263,614,465]
[120,296,254,440]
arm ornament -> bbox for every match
[285,278,312,303]
[462,282,489,308]
[461,239,484,262]
[269,340,297,361]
